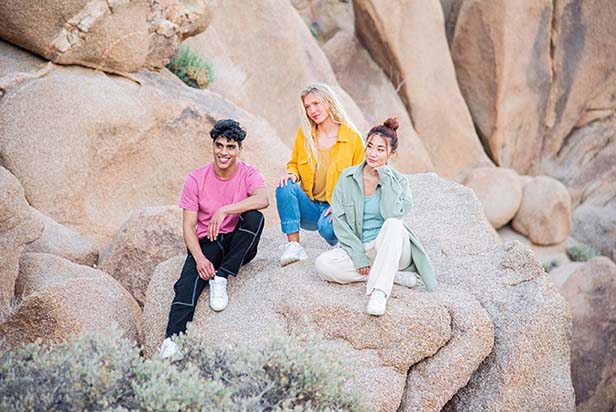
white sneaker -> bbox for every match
[394,271,418,288]
[280,241,308,267]
[159,337,180,359]
[209,275,228,311]
[367,289,387,316]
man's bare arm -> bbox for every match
[207,188,269,240]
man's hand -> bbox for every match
[276,173,298,187]
[208,207,228,241]
[323,206,334,223]
[195,255,215,280]
[357,266,370,276]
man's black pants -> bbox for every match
[165,210,264,338]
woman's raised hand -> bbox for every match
[277,173,298,187]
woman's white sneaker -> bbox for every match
[280,241,308,266]
[367,289,387,316]
[394,271,418,288]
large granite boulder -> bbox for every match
[353,0,492,177]
[0,0,214,73]
[0,167,43,316]
[99,206,185,306]
[322,31,435,174]
[450,0,552,171]
[1,253,143,347]
[463,167,522,229]
[512,176,572,245]
[0,40,287,247]
[25,207,99,266]
[560,257,616,412]
[144,173,574,411]
[183,0,368,146]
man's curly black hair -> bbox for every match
[209,119,246,146]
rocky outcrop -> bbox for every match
[99,206,185,306]
[1,253,143,347]
[0,167,43,316]
[25,207,99,266]
[144,173,574,411]
[450,0,552,171]
[0,40,287,247]
[463,167,522,229]
[291,0,354,43]
[512,176,571,245]
[353,0,492,177]
[322,31,434,174]
[560,257,616,412]
[0,0,214,74]
[183,0,368,146]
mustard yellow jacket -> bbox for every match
[287,123,365,204]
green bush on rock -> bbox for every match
[166,46,213,89]
[0,329,366,412]
[566,244,601,262]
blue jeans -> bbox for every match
[275,180,337,246]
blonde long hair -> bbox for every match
[298,83,360,168]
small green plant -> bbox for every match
[542,259,560,273]
[1,329,366,411]
[566,244,601,262]
[166,45,213,89]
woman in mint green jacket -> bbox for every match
[315,118,437,316]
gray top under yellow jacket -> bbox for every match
[331,161,438,291]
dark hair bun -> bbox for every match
[383,117,400,132]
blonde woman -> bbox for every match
[276,83,364,266]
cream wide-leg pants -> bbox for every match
[315,218,411,297]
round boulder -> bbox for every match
[463,167,522,229]
[512,176,571,245]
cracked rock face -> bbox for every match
[1,253,143,348]
[0,167,43,317]
[0,41,287,247]
[143,173,572,411]
[0,0,214,73]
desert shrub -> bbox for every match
[566,244,601,262]
[166,46,213,89]
[0,329,366,412]
[542,259,560,273]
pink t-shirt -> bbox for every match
[179,161,266,239]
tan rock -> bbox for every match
[322,31,434,174]
[542,117,616,261]
[408,174,574,411]
[183,0,368,146]
[0,0,214,74]
[353,0,492,177]
[463,167,522,229]
[0,41,287,247]
[450,0,552,171]
[543,0,616,160]
[99,206,185,307]
[144,229,494,412]
[0,167,43,316]
[25,207,99,266]
[1,253,143,347]
[512,176,572,245]
[290,0,354,43]
[560,257,616,412]
[145,173,574,411]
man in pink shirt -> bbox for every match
[160,119,269,358]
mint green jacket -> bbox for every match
[331,162,437,290]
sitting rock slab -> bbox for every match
[0,253,143,348]
[144,233,494,412]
